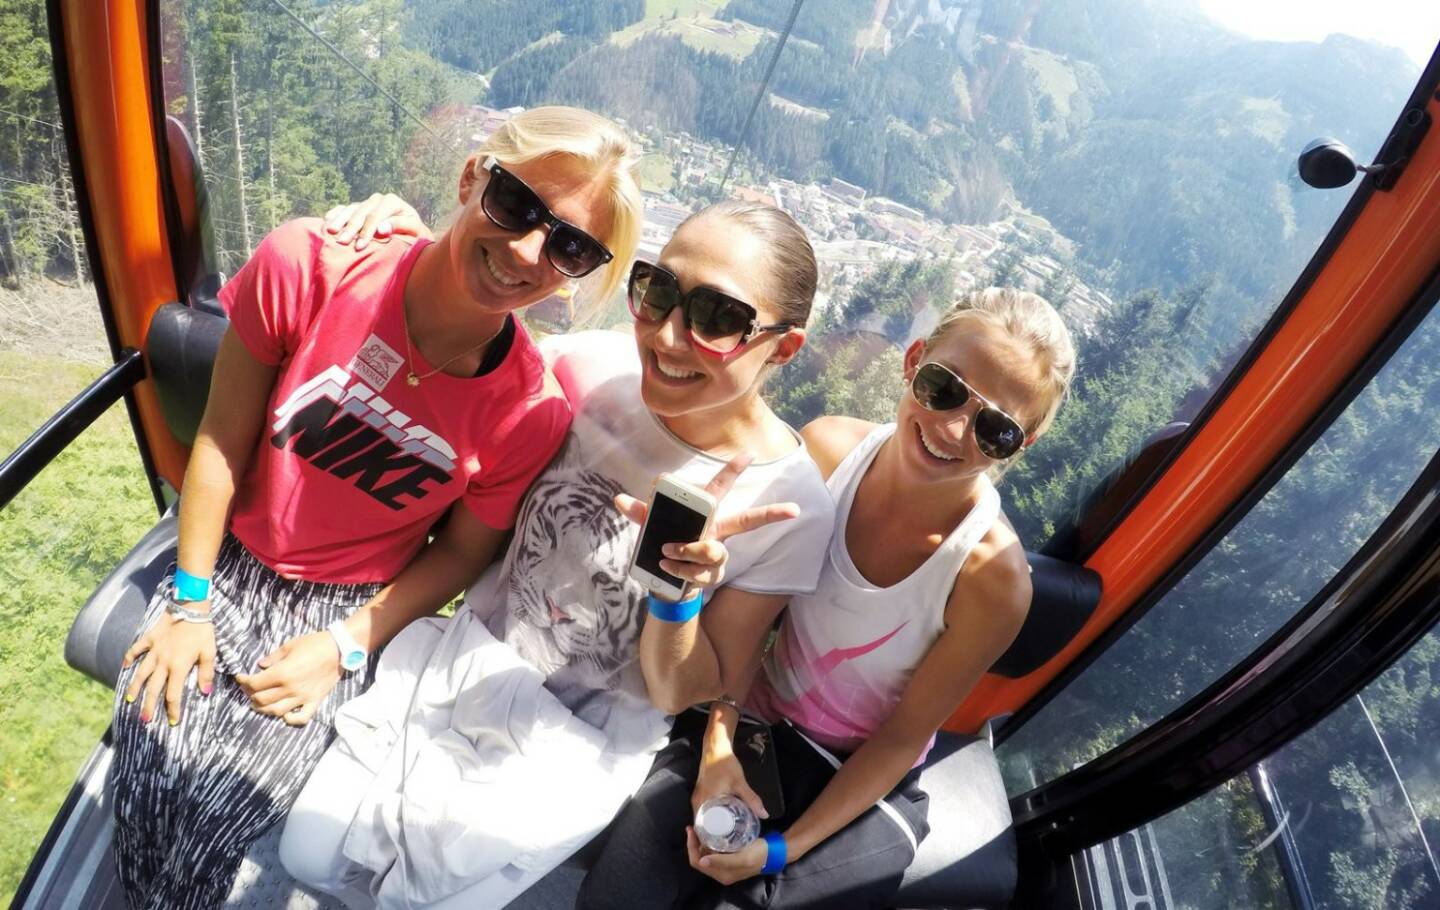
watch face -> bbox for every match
[341,650,366,672]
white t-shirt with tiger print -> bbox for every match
[465,330,834,756]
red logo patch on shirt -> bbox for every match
[350,334,405,389]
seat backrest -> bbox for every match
[140,118,227,451]
[146,303,228,447]
[162,115,223,313]
[991,552,1103,679]
[984,426,1198,676]
[946,426,1191,730]
[1041,421,1190,562]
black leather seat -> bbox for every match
[895,731,1017,908]
[65,511,177,689]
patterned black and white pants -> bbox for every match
[109,533,382,910]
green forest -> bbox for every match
[2,0,1439,906]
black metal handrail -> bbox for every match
[0,349,147,511]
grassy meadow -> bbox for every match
[0,338,158,903]
[639,152,677,193]
[614,0,762,59]
[643,0,727,19]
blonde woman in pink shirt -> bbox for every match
[580,288,1077,910]
[108,107,641,909]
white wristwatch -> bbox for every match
[327,620,368,673]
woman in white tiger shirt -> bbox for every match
[279,200,836,908]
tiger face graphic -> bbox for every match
[501,468,646,686]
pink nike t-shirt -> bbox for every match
[219,218,571,584]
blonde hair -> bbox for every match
[679,200,818,326]
[477,106,643,304]
[927,287,1076,439]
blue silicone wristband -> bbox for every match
[173,567,211,603]
[646,592,704,622]
[762,831,787,875]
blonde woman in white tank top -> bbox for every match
[581,288,1077,910]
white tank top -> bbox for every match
[748,423,1000,763]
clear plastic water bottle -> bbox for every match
[694,794,760,853]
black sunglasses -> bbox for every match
[910,361,1027,460]
[627,261,793,359]
[480,158,613,278]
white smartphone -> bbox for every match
[628,473,718,601]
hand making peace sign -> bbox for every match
[613,454,803,592]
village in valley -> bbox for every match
[465,103,1114,340]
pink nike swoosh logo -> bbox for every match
[770,622,908,720]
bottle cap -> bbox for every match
[700,806,737,837]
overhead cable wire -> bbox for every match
[266,0,443,140]
[0,108,62,130]
[718,0,806,195]
[0,175,60,191]
[1356,694,1440,889]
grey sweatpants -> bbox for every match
[108,533,382,910]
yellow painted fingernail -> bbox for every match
[125,694,135,704]
[168,717,178,727]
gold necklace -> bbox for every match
[401,298,506,386]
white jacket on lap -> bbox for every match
[332,612,639,906]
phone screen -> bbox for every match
[635,492,709,589]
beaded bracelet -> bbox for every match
[709,694,743,716]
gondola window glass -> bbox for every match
[1074,626,1440,910]
[1071,777,1297,910]
[157,0,1425,549]
[0,2,156,901]
[997,298,1440,793]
